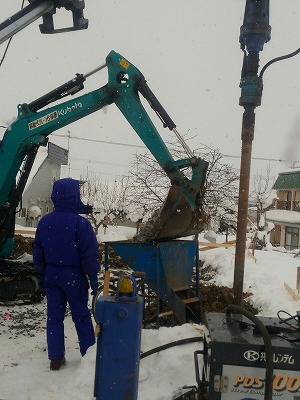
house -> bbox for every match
[16,142,68,227]
[266,170,300,250]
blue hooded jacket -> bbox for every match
[33,178,100,276]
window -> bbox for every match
[19,207,27,218]
[285,226,299,251]
[286,191,292,210]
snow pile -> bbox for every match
[200,246,300,316]
[1,230,300,399]
[27,205,42,219]
[96,225,136,242]
[0,306,201,400]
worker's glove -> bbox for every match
[88,274,98,296]
[37,275,46,296]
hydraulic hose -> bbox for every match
[260,47,300,78]
[226,305,273,400]
[140,336,202,359]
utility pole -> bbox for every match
[233,0,271,305]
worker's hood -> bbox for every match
[51,178,92,214]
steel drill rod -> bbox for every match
[233,107,255,305]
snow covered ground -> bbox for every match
[1,228,300,399]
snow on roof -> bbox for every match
[266,209,300,225]
[273,169,300,190]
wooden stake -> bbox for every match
[103,271,111,296]
[94,271,110,337]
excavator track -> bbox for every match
[0,258,43,305]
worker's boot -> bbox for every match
[50,357,66,371]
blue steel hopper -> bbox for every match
[105,239,201,323]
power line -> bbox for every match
[3,128,298,165]
[0,1,25,68]
[71,155,130,168]
[62,164,130,178]
[222,153,300,164]
[0,37,13,68]
[51,133,144,149]
[53,133,300,164]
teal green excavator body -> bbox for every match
[0,50,208,258]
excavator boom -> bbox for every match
[0,50,208,258]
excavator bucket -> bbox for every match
[134,184,208,242]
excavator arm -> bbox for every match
[0,50,208,257]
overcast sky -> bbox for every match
[1,1,300,189]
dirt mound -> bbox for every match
[199,283,257,314]
[12,235,35,258]
[199,264,258,314]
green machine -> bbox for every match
[0,50,208,300]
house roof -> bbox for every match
[273,170,300,190]
[48,142,68,165]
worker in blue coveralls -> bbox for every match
[33,178,100,371]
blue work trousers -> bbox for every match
[45,266,95,360]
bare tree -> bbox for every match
[126,139,240,232]
[252,164,276,228]
[250,163,277,249]
[126,154,167,216]
[201,145,239,233]
[80,172,130,235]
